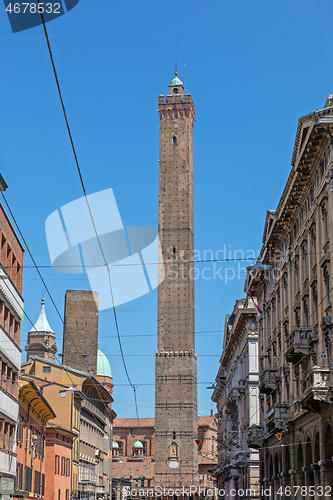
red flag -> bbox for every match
[248,293,262,318]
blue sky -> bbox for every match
[2,0,333,418]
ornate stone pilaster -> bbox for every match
[319,459,333,489]
[268,477,274,500]
[281,471,291,500]
[273,474,281,500]
[311,464,320,500]
[303,466,314,500]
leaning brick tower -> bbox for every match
[154,73,198,488]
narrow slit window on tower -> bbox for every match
[173,136,177,145]
[173,431,176,439]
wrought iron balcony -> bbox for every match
[247,424,264,449]
[234,452,248,468]
[265,403,290,432]
[259,369,280,394]
[227,387,239,401]
[285,328,312,363]
[299,366,333,413]
[237,379,246,393]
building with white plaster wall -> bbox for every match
[0,176,24,500]
[212,298,260,499]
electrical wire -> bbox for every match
[6,245,333,269]
[36,0,140,427]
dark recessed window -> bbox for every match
[173,137,177,145]
[173,88,178,94]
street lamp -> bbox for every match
[246,260,272,272]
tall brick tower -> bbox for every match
[155,73,198,487]
[62,290,99,375]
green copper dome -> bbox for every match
[133,439,144,449]
[170,76,183,87]
[112,440,119,448]
[97,349,112,377]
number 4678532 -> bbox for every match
[6,3,61,14]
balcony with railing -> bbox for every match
[81,399,107,424]
[285,328,312,363]
[226,386,239,401]
[237,379,246,393]
[265,403,290,432]
[247,424,264,449]
[234,452,248,468]
[259,369,280,394]
[299,366,333,413]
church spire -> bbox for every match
[29,298,54,334]
[25,298,57,361]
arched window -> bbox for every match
[170,441,178,458]
[112,441,123,456]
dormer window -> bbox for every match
[173,88,178,94]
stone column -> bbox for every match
[303,466,314,500]
[260,479,267,500]
[268,477,274,500]
[289,469,297,489]
[281,471,291,500]
[273,475,280,500]
[289,470,299,500]
[311,464,320,500]
[319,459,333,490]
[296,468,305,500]
[229,475,237,499]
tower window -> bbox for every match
[173,137,177,145]
[173,88,178,94]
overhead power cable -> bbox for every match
[36,1,139,426]
[1,192,63,323]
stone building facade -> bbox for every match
[0,177,25,500]
[155,73,198,489]
[212,299,260,499]
[22,293,116,500]
[14,376,56,500]
[246,96,333,496]
[112,415,217,492]
[21,355,114,500]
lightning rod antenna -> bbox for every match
[175,45,178,75]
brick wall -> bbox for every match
[62,290,98,375]
[155,86,198,486]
